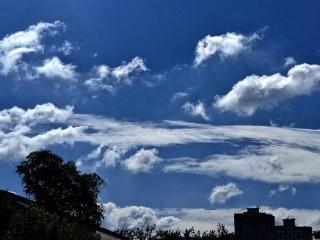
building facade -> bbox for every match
[234,208,312,240]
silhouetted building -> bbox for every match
[235,207,275,240]
[274,218,313,240]
[234,207,312,240]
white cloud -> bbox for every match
[100,147,123,167]
[2,104,320,184]
[208,183,243,204]
[0,103,73,129]
[36,57,77,80]
[0,125,85,160]
[0,21,63,75]
[112,57,148,79]
[284,57,296,67]
[56,40,74,55]
[158,207,236,232]
[214,63,320,116]
[0,22,148,87]
[194,32,259,66]
[182,101,209,120]
[104,204,320,232]
[85,57,148,92]
[102,202,180,230]
[165,144,320,184]
[171,92,189,102]
[264,207,320,228]
[0,103,79,160]
[269,184,296,196]
[122,148,162,173]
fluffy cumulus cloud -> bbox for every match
[36,57,77,80]
[112,57,148,79]
[0,21,63,75]
[0,103,73,129]
[0,103,83,160]
[208,183,243,204]
[158,207,237,232]
[182,101,209,120]
[214,63,320,116]
[194,32,259,66]
[122,148,162,173]
[0,22,147,90]
[102,202,180,230]
[85,57,148,92]
[2,103,320,184]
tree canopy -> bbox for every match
[16,150,105,227]
[0,191,100,240]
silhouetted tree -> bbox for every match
[0,190,101,240]
[155,228,183,240]
[115,223,235,240]
[16,150,105,227]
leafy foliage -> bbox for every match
[115,224,235,240]
[16,150,105,227]
[0,191,101,240]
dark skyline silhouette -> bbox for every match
[234,208,312,240]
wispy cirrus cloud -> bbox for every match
[283,57,296,67]
[171,92,189,102]
[165,144,320,184]
[2,103,320,184]
[53,40,74,56]
[269,184,296,197]
[182,101,209,121]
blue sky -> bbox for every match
[1,0,320,231]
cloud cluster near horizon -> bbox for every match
[103,202,180,230]
[102,202,320,232]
